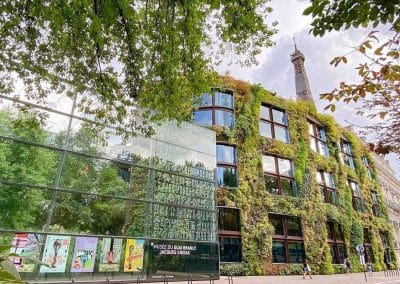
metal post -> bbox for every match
[44,96,77,231]
[209,274,214,284]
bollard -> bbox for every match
[209,274,214,284]
[228,275,234,284]
[187,274,193,284]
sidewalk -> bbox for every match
[148,272,400,284]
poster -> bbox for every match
[10,233,40,272]
[40,235,71,273]
[99,238,122,272]
[71,237,98,273]
[123,239,144,272]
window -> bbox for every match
[348,180,364,212]
[308,121,329,156]
[371,191,381,217]
[193,90,234,128]
[380,232,391,265]
[216,144,237,187]
[340,139,355,169]
[259,105,290,143]
[263,155,296,196]
[327,221,346,264]
[363,228,374,263]
[270,214,305,263]
[218,207,241,263]
[362,156,373,179]
[316,171,337,205]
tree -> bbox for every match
[304,1,400,153]
[0,0,277,134]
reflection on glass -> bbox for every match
[286,217,302,236]
[216,167,237,187]
[215,110,234,128]
[199,93,212,107]
[272,109,287,125]
[270,215,284,235]
[218,208,240,231]
[274,125,289,143]
[278,158,292,176]
[193,110,212,126]
[219,237,241,262]
[272,241,286,263]
[265,175,279,195]
[214,92,233,108]
[259,121,272,138]
[262,156,276,173]
[216,144,236,164]
[281,178,295,196]
[289,242,305,263]
[260,105,270,120]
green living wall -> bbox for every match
[212,76,395,275]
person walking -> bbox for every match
[367,262,373,276]
[344,257,352,274]
[303,260,312,279]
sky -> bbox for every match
[214,0,400,177]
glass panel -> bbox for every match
[272,241,286,263]
[286,217,302,237]
[281,178,295,196]
[310,137,318,152]
[219,237,241,262]
[215,110,234,128]
[371,192,379,204]
[325,172,335,188]
[363,228,371,243]
[269,215,284,235]
[334,224,344,241]
[216,144,236,164]
[365,245,374,263]
[259,121,272,138]
[329,244,337,264]
[350,181,361,197]
[193,110,212,126]
[327,190,337,205]
[318,141,328,156]
[265,175,279,195]
[194,93,212,107]
[338,245,346,264]
[272,109,287,125]
[214,92,233,108]
[318,127,326,141]
[218,208,240,231]
[216,167,237,187]
[316,171,323,184]
[278,158,292,176]
[308,122,315,136]
[260,105,270,120]
[274,125,289,143]
[262,155,276,173]
[326,222,334,239]
[288,242,305,263]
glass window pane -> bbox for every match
[288,242,305,263]
[218,208,240,231]
[326,222,334,239]
[260,106,270,120]
[308,122,315,136]
[274,125,289,143]
[286,217,302,237]
[318,141,328,156]
[262,155,276,173]
[310,137,318,152]
[214,92,233,108]
[215,110,234,128]
[329,244,336,263]
[259,121,272,138]
[278,158,292,176]
[265,175,279,195]
[272,241,286,263]
[219,237,241,262]
[193,110,212,126]
[316,171,323,184]
[216,167,237,187]
[325,172,335,188]
[364,228,371,243]
[327,190,337,205]
[194,93,212,107]
[334,224,344,241]
[281,178,295,196]
[270,215,284,235]
[338,245,346,264]
[216,144,236,164]
[318,127,326,141]
[272,109,287,125]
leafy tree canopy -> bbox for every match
[0,0,277,134]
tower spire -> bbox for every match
[290,41,314,103]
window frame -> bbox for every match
[269,214,305,264]
[317,170,337,205]
[362,156,373,179]
[363,228,374,263]
[263,155,297,197]
[193,89,235,128]
[348,180,364,212]
[259,105,290,143]
[308,120,329,157]
[216,143,238,188]
[326,221,346,264]
[371,191,381,217]
[340,138,355,169]
[218,206,241,263]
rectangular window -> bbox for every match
[362,156,373,179]
[371,191,381,217]
[348,180,364,212]
[218,207,240,232]
[216,144,237,188]
[219,237,242,262]
[308,121,329,157]
[193,110,212,126]
[317,171,337,205]
[270,214,304,263]
[259,105,290,143]
[218,206,241,263]
[380,232,391,264]
[340,139,355,169]
[363,228,374,263]
[327,221,346,264]
[263,155,296,196]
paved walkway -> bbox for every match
[148,272,400,284]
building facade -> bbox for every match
[372,153,400,264]
[193,47,396,275]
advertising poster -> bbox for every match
[123,239,144,272]
[71,237,98,273]
[40,235,71,273]
[99,238,122,272]
[10,233,40,272]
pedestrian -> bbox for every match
[366,262,373,276]
[303,260,312,279]
[344,257,352,274]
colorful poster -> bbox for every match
[71,237,98,273]
[99,238,122,272]
[123,239,144,272]
[40,235,71,273]
[10,233,41,272]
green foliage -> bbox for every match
[220,263,247,276]
[0,0,277,134]
[278,264,303,275]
